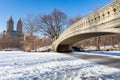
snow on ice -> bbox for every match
[0,51,120,80]
[73,51,120,58]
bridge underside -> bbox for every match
[57,32,115,52]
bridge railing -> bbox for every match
[60,0,120,38]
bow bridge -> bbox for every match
[53,0,120,52]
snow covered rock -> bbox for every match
[36,46,52,52]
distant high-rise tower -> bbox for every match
[4,16,24,39]
[7,16,14,32]
[17,18,22,34]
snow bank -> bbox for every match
[36,46,52,52]
[73,51,120,58]
[0,51,120,80]
[84,45,119,51]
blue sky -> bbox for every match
[0,0,113,33]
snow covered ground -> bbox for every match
[0,51,120,80]
[73,51,120,58]
[90,51,120,57]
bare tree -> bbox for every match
[23,15,41,50]
[69,16,81,26]
[93,6,100,12]
[0,35,22,50]
[24,15,39,36]
[36,9,67,41]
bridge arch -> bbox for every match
[52,0,120,52]
[55,30,120,52]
